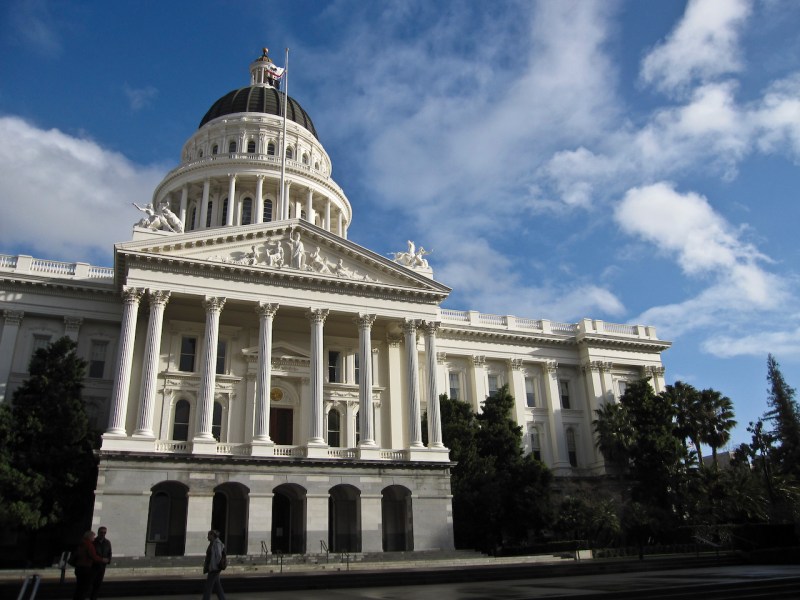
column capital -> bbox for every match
[202,296,226,313]
[2,310,24,325]
[508,357,524,371]
[255,302,279,318]
[147,289,171,307]
[402,318,419,335]
[306,308,329,325]
[121,287,144,305]
[256,173,265,181]
[355,313,377,329]
[546,360,558,375]
[437,351,447,364]
[386,334,402,348]
[420,320,441,335]
[471,355,486,367]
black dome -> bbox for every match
[199,86,318,139]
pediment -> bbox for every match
[115,220,450,299]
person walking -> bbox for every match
[72,530,109,600]
[89,526,112,600]
[202,530,226,600]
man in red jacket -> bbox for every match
[72,530,109,600]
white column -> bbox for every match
[357,314,377,447]
[195,297,226,441]
[543,360,570,472]
[325,199,331,232]
[105,288,143,436]
[63,317,82,341]
[255,175,265,224]
[403,320,423,448]
[0,310,24,403]
[337,212,343,236]
[305,188,313,222]
[469,355,487,412]
[179,185,189,227]
[385,336,404,448]
[307,308,329,447]
[422,321,443,448]
[133,290,170,438]
[508,359,527,427]
[254,302,278,443]
[226,175,236,225]
[283,181,292,220]
[199,179,210,229]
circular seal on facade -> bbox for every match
[270,388,284,402]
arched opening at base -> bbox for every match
[271,483,307,554]
[146,481,188,556]
[382,485,413,551]
[329,484,361,552]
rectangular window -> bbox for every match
[525,376,536,408]
[179,337,197,372]
[567,428,578,467]
[559,379,571,409]
[32,334,51,354]
[216,340,227,375]
[487,374,499,397]
[449,372,461,401]
[263,199,273,222]
[530,427,542,462]
[328,351,341,383]
[88,340,109,379]
[354,353,360,385]
[617,380,628,399]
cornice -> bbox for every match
[0,275,117,301]
[576,334,672,352]
[438,324,577,347]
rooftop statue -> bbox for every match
[390,241,430,270]
[133,202,183,234]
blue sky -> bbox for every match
[2,0,799,448]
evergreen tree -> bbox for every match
[0,337,99,534]
[440,386,551,551]
[764,354,800,477]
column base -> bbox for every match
[101,435,154,452]
[192,437,218,455]
[305,444,330,459]
[407,447,451,462]
[249,441,275,457]
[357,446,382,461]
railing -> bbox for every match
[0,254,114,282]
[478,313,507,326]
[155,441,190,453]
[439,308,469,322]
[327,448,357,459]
[0,255,17,269]
[89,266,115,279]
[31,259,75,276]
[602,322,638,335]
[551,321,578,334]
[380,450,406,460]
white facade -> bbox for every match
[0,51,669,558]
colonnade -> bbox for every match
[164,176,348,237]
[102,288,443,456]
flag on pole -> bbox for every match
[265,63,285,80]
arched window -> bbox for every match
[189,206,197,231]
[327,409,341,448]
[212,144,218,155]
[285,147,293,160]
[267,142,276,156]
[302,153,309,165]
[205,200,213,228]
[263,199,273,222]
[314,161,319,170]
[212,402,223,441]
[247,140,256,153]
[173,400,190,441]
[241,198,253,225]
[198,149,204,158]
[220,198,229,226]
[228,141,237,154]
[566,428,578,467]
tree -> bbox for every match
[664,381,702,465]
[0,337,99,554]
[697,388,736,469]
[764,354,800,477]
[439,386,552,551]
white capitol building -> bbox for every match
[0,50,670,557]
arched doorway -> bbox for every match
[271,484,306,554]
[329,484,361,552]
[382,485,413,551]
[146,481,188,556]
[211,482,249,555]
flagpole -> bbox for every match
[279,47,289,220]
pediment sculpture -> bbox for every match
[206,231,377,282]
[390,240,430,270]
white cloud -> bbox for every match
[0,116,166,263]
[7,0,62,54]
[640,0,752,95]
[123,84,158,111]
[616,182,791,337]
[702,325,800,358]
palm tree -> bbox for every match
[593,401,633,474]
[662,381,702,465]
[698,388,737,469]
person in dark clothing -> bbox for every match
[202,530,226,600]
[89,526,112,600]
[72,530,109,600]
